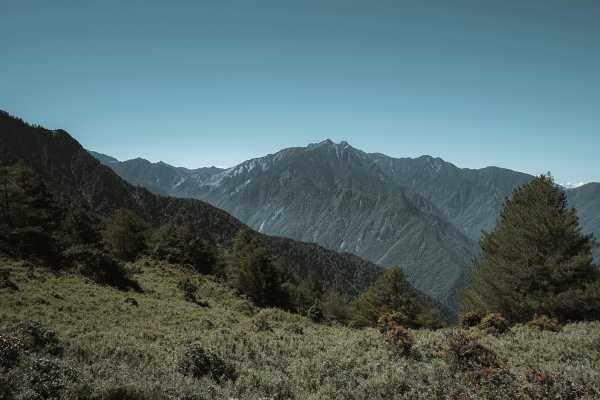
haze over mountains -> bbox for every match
[90,141,600,313]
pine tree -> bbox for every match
[225,229,289,308]
[0,163,59,261]
[103,208,149,261]
[351,267,440,328]
[461,174,600,322]
[152,222,216,274]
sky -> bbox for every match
[1,1,599,186]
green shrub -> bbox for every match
[522,366,597,399]
[0,334,21,369]
[0,372,15,399]
[13,320,62,355]
[478,312,508,335]
[178,344,236,383]
[62,244,140,291]
[177,278,198,302]
[0,268,18,291]
[94,386,148,400]
[458,311,482,328]
[526,314,561,332]
[26,357,79,400]
[253,313,273,332]
[445,331,499,373]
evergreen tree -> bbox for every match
[103,208,149,261]
[0,163,59,261]
[152,222,217,274]
[59,202,101,246]
[352,267,439,328]
[288,272,325,320]
[225,229,289,308]
[461,174,600,322]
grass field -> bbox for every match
[1,258,599,399]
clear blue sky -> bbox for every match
[1,0,599,186]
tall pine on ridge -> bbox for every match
[462,174,600,322]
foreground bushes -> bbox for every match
[179,343,236,383]
[527,314,561,332]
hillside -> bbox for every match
[1,258,599,399]
[0,111,387,301]
[91,141,477,312]
[92,140,600,313]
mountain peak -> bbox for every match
[311,139,353,151]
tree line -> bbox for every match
[1,162,599,327]
[0,162,442,328]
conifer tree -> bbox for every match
[103,208,149,261]
[351,267,440,328]
[462,174,600,322]
[0,163,59,260]
[225,229,289,308]
[152,222,216,274]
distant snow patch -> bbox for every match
[560,182,586,189]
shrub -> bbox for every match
[478,312,508,335]
[458,311,482,328]
[63,244,140,291]
[377,312,410,333]
[26,357,79,400]
[384,324,414,357]
[178,278,198,302]
[445,331,499,373]
[253,313,273,332]
[0,333,21,369]
[0,373,15,399]
[13,320,62,356]
[95,386,148,400]
[0,268,18,291]
[523,366,596,399]
[378,313,414,356]
[178,344,236,383]
[526,314,561,332]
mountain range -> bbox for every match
[1,111,416,307]
[90,140,600,313]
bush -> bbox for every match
[63,245,140,291]
[378,313,414,356]
[384,324,414,357]
[0,373,15,399]
[13,320,62,356]
[523,366,596,399]
[478,312,508,335]
[458,311,482,328]
[94,386,148,400]
[526,314,561,332]
[26,357,79,400]
[178,344,236,383]
[377,312,410,333]
[178,278,198,302]
[0,333,21,369]
[0,268,18,291]
[253,313,273,332]
[445,331,500,373]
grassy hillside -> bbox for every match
[2,259,599,399]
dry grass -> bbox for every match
[1,257,599,399]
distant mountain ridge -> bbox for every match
[91,140,600,313]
